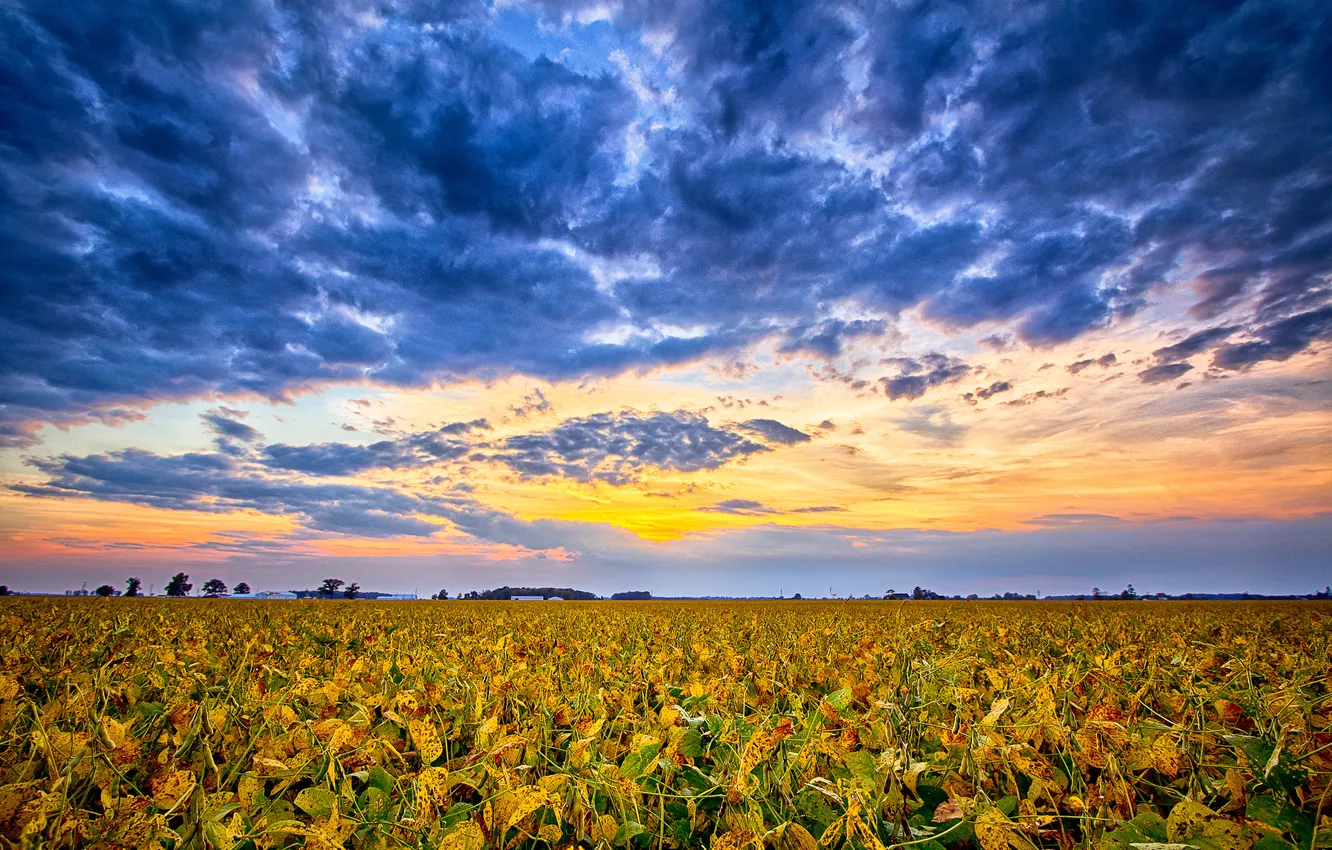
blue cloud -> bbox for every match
[879,354,973,401]
[493,409,770,484]
[734,419,811,445]
[1,0,1329,446]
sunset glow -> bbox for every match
[1,0,1328,596]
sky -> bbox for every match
[1,0,1330,598]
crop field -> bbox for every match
[0,599,1328,850]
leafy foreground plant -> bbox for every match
[0,599,1328,850]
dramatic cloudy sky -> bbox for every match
[2,0,1329,596]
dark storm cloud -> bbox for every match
[734,419,811,445]
[201,409,263,443]
[1067,354,1117,374]
[239,407,805,483]
[961,381,1013,405]
[492,410,769,484]
[879,354,972,401]
[1209,305,1332,370]
[437,419,491,435]
[1138,362,1195,385]
[10,445,607,548]
[13,449,454,537]
[262,431,471,476]
[1153,326,1241,362]
[3,0,1330,444]
[778,319,888,358]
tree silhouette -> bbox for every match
[343,582,360,600]
[318,578,344,598]
[233,581,251,595]
[201,579,228,597]
[95,584,117,597]
[165,572,192,597]
[125,577,142,597]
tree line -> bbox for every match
[85,574,252,597]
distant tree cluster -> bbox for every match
[165,572,192,597]
[311,578,360,599]
[611,591,652,600]
[1091,585,1138,600]
[111,573,253,598]
[469,586,598,600]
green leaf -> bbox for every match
[1228,737,1308,797]
[1247,794,1313,847]
[614,820,646,846]
[358,787,391,820]
[367,765,393,795]
[825,688,853,713]
[915,782,948,810]
[996,796,1019,817]
[795,789,838,827]
[620,740,662,781]
[1130,813,1169,842]
[294,787,336,819]
[844,750,880,795]
[1104,812,1169,849]
[680,727,705,759]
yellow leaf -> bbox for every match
[416,767,450,814]
[439,822,485,850]
[98,717,126,749]
[254,756,289,774]
[237,773,263,810]
[854,816,889,850]
[151,769,196,810]
[0,782,37,823]
[1167,800,1216,841]
[1200,819,1251,850]
[776,822,817,850]
[268,705,297,728]
[1151,735,1182,778]
[539,822,564,842]
[409,718,442,765]
[504,786,551,831]
[713,829,756,850]
[295,787,337,818]
[975,807,1015,850]
[592,814,618,844]
[981,698,1011,727]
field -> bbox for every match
[0,599,1329,850]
